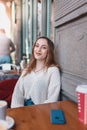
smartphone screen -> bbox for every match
[50,109,66,124]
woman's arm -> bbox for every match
[44,67,60,103]
[10,40,15,53]
[11,75,25,108]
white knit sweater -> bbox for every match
[11,66,60,108]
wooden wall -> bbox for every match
[54,0,87,102]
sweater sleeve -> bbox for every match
[44,67,60,103]
[11,75,25,108]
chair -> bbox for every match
[0,78,18,107]
[0,63,18,71]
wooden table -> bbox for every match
[7,100,87,130]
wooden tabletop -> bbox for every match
[7,100,87,130]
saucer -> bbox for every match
[6,116,15,129]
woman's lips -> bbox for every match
[35,52,41,56]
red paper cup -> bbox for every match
[76,85,87,124]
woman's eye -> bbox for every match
[35,44,48,50]
[42,47,46,49]
[42,46,48,49]
[35,44,39,47]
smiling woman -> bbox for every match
[11,36,61,108]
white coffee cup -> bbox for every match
[0,100,7,120]
[0,120,8,130]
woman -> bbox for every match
[11,36,60,108]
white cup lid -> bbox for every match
[76,85,87,93]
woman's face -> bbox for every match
[34,38,48,61]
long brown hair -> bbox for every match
[23,36,59,76]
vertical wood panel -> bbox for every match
[54,0,87,102]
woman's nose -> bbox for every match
[37,47,41,51]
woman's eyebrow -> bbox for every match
[36,43,47,47]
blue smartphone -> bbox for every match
[50,109,66,124]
